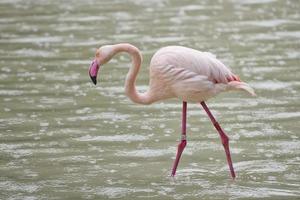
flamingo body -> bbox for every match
[147,46,254,103]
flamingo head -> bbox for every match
[89,46,113,85]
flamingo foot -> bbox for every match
[171,139,187,176]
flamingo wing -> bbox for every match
[200,54,241,84]
[157,65,215,101]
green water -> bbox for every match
[0,0,299,199]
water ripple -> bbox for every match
[76,134,148,142]
[116,148,172,157]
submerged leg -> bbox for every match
[200,101,236,179]
[171,101,187,176]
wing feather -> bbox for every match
[156,65,214,100]
[203,55,240,83]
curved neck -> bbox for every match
[111,43,152,105]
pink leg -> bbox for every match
[200,101,236,179]
[171,101,187,176]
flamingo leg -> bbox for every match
[171,101,187,176]
[200,101,236,179]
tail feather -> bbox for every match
[228,81,256,96]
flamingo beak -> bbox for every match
[89,59,99,85]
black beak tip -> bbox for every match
[90,76,97,85]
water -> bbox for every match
[0,0,299,199]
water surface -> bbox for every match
[0,0,300,199]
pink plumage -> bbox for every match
[150,46,255,103]
[88,43,256,178]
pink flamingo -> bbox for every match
[88,43,255,179]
